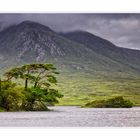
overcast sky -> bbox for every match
[0,13,140,50]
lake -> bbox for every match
[0,106,140,127]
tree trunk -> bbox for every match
[34,81,38,88]
[25,78,28,90]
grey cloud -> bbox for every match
[0,13,140,50]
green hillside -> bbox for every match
[57,72,140,106]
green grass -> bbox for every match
[0,107,6,112]
[1,68,140,107]
[56,72,140,106]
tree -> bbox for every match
[5,63,59,90]
[3,63,63,111]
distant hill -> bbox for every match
[61,31,140,73]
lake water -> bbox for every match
[0,106,140,127]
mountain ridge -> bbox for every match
[60,31,140,72]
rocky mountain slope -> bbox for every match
[61,31,140,72]
[0,21,140,77]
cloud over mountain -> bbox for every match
[0,13,140,50]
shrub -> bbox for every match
[0,81,23,111]
[83,96,133,108]
[21,87,63,111]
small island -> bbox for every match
[0,63,63,111]
[83,96,133,108]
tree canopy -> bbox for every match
[5,63,59,90]
[0,63,63,111]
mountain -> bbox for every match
[0,21,94,69]
[0,21,140,78]
[61,31,140,72]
